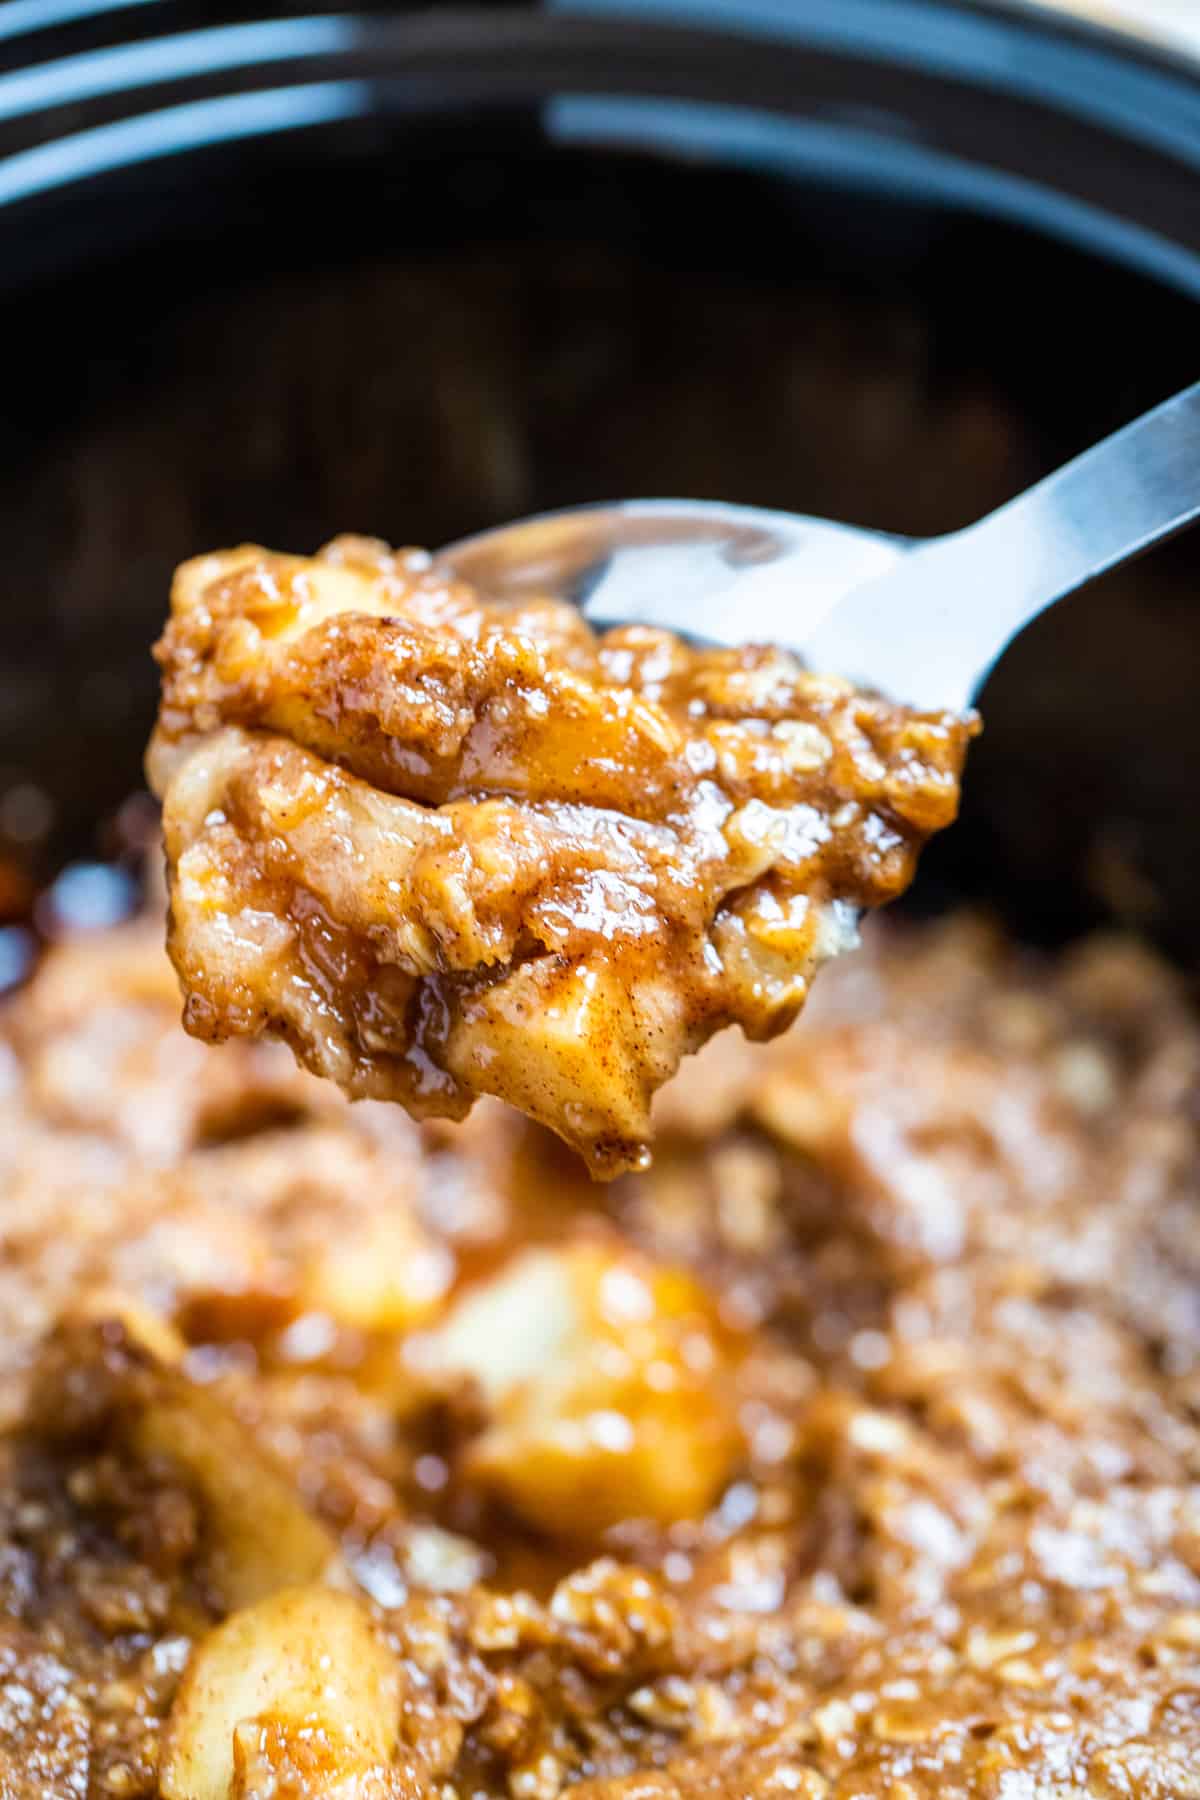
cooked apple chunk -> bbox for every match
[149,537,976,1175]
[160,1585,403,1800]
[410,1240,743,1537]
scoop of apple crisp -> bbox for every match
[147,535,976,1175]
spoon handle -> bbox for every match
[802,376,1200,713]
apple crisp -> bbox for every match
[1,908,1198,1798]
[147,536,976,1175]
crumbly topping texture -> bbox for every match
[147,536,975,1175]
[1,909,1198,1797]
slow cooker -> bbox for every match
[1,0,1199,957]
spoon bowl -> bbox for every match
[440,498,906,645]
[438,379,1200,713]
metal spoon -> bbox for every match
[437,378,1200,713]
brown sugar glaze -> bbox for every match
[146,536,976,1176]
[1,905,1199,1797]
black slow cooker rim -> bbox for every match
[6,1,1200,132]
[2,0,1200,304]
[7,4,1200,155]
